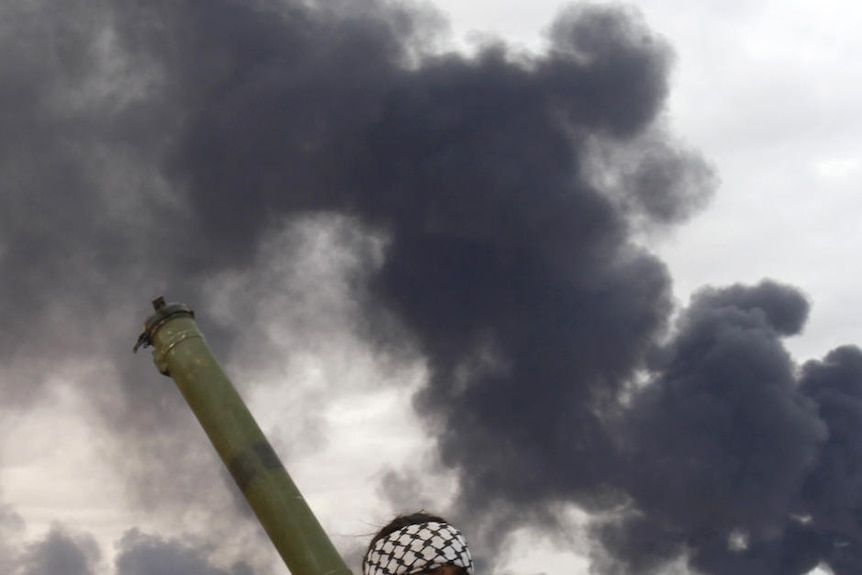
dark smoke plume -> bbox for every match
[588,284,862,575]
[1,0,860,574]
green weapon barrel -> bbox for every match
[135,296,353,575]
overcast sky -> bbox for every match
[1,1,861,575]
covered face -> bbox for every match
[363,521,474,575]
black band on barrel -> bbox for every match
[228,442,285,491]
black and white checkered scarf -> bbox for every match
[363,521,474,575]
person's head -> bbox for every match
[363,512,474,575]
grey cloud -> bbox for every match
[114,529,258,575]
[13,526,99,575]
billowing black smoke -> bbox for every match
[1,0,859,573]
[586,285,862,575]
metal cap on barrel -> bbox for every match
[134,296,194,355]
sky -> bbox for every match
[1,1,862,575]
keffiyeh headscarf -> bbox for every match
[363,521,474,575]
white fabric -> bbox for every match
[363,521,474,575]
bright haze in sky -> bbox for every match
[1,1,861,575]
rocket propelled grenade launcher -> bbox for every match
[135,296,352,575]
